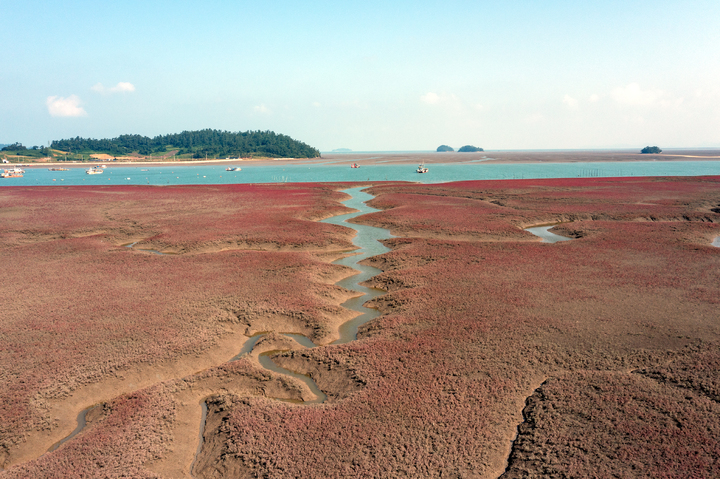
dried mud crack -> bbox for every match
[498,378,551,479]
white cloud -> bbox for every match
[421,92,441,104]
[46,95,87,117]
[611,83,663,106]
[112,82,135,92]
[312,102,321,108]
[589,93,600,103]
[562,94,579,109]
[253,104,271,114]
[92,82,136,94]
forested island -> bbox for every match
[458,145,483,152]
[436,145,484,152]
[49,129,320,159]
[641,146,662,154]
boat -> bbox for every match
[417,162,428,173]
[48,167,69,171]
[226,167,241,171]
[1,169,23,178]
[351,163,360,169]
[85,166,104,175]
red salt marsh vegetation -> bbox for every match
[0,183,370,474]
[194,176,720,478]
[2,177,720,478]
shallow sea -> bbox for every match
[3,160,720,186]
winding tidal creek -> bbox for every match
[228,186,392,397]
[192,187,393,471]
[39,187,392,477]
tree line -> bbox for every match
[50,129,321,158]
[1,143,51,157]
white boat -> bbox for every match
[226,167,241,171]
[86,167,103,175]
[417,162,428,173]
[1,169,23,178]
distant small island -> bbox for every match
[332,148,352,152]
[436,145,454,152]
[641,146,662,154]
[458,145,484,152]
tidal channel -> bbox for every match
[193,187,393,474]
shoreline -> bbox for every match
[10,149,720,169]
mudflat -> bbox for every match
[18,148,720,170]
[1,177,719,478]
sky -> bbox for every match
[2,0,719,151]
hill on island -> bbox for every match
[458,145,483,152]
[50,129,320,159]
[436,145,454,152]
[641,146,662,154]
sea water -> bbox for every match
[4,161,720,186]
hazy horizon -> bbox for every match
[2,1,719,151]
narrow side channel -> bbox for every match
[189,401,208,477]
[47,405,99,453]
[525,225,573,244]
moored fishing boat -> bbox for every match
[85,166,103,175]
[351,163,360,168]
[2,166,24,177]
[417,162,428,173]
[225,167,242,171]
[1,169,23,178]
[48,167,70,171]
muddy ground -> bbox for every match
[1,176,719,478]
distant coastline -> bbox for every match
[9,149,720,170]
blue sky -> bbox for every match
[2,0,719,151]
